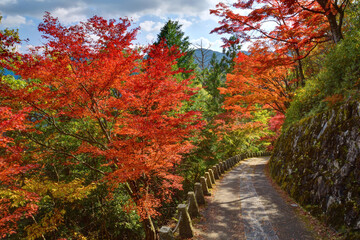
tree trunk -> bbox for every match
[294,49,305,86]
[326,14,343,44]
[315,0,345,44]
[125,182,158,240]
[143,216,157,240]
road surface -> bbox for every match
[194,157,314,240]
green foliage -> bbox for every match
[155,20,196,78]
[1,74,27,89]
[61,184,144,240]
[220,35,241,73]
[194,53,227,119]
[178,50,229,195]
[220,109,273,158]
[319,33,360,97]
[0,15,21,69]
[284,77,325,127]
[1,13,274,239]
[6,179,144,239]
[284,27,360,128]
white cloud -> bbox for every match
[0,0,17,6]
[146,33,156,42]
[198,0,222,21]
[10,43,38,54]
[25,44,35,51]
[13,43,22,53]
[199,0,251,22]
[0,0,219,22]
[241,41,251,51]
[192,37,224,52]
[1,15,27,27]
[52,5,87,24]
[262,21,276,31]
[140,21,155,32]
[176,18,192,30]
[140,20,163,32]
[0,0,228,55]
[88,34,100,43]
[128,13,141,22]
[192,37,252,52]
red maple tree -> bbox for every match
[1,13,202,239]
[211,0,349,85]
[219,51,294,115]
[0,107,40,238]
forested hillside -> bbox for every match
[1,0,359,239]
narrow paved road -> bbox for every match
[194,157,314,240]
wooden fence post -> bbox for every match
[194,182,205,204]
[178,204,194,239]
[187,191,200,218]
[223,161,228,171]
[158,226,174,240]
[208,169,216,184]
[220,162,225,172]
[205,172,212,189]
[200,176,211,196]
[212,166,219,179]
[227,159,231,168]
[216,164,222,175]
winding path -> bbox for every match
[194,157,314,240]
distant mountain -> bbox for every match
[193,49,249,68]
[193,49,225,67]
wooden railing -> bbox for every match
[158,152,269,239]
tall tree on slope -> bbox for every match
[155,20,196,79]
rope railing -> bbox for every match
[171,210,182,234]
[158,151,270,239]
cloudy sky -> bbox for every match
[0,0,235,52]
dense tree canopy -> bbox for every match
[0,13,202,239]
[1,1,358,238]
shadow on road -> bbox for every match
[193,157,314,240]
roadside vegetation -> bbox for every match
[1,1,359,239]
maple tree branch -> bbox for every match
[30,215,46,240]
[26,134,106,175]
[240,20,326,55]
[27,103,104,148]
[268,101,286,114]
[238,21,292,44]
[53,164,60,182]
[331,0,349,12]
[295,0,326,14]
[340,0,350,10]
[124,182,133,195]
[336,0,349,29]
[96,116,112,143]
[265,76,289,99]
[48,114,108,150]
[75,110,109,149]
[46,60,112,147]
[76,81,112,143]
[294,42,324,62]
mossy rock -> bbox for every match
[327,203,345,228]
[270,102,360,235]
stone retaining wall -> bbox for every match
[270,102,360,237]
